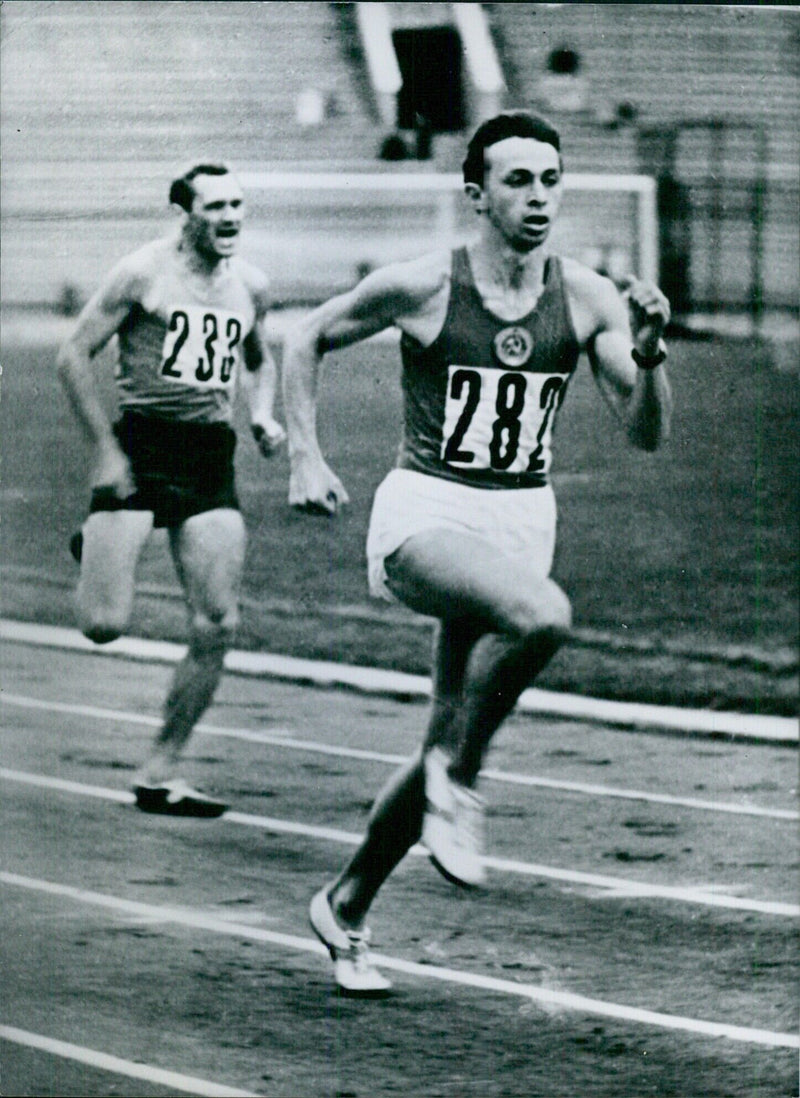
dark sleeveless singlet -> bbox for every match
[398,247,580,489]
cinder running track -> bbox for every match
[2,635,797,1097]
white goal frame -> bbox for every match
[238,170,659,285]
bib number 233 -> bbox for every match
[160,306,245,391]
[441,366,568,474]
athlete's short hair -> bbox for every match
[169,163,230,212]
[462,112,562,187]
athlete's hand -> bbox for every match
[621,277,670,358]
[251,417,287,458]
[289,453,350,516]
[91,439,135,499]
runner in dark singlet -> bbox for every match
[282,112,673,995]
[58,164,285,817]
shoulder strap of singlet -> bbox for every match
[532,255,581,351]
[403,248,466,357]
[452,245,499,324]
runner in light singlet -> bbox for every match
[282,112,673,995]
[58,163,286,817]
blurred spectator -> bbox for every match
[379,132,409,161]
[537,47,589,114]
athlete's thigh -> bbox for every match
[385,527,558,632]
[77,510,153,615]
[170,508,246,618]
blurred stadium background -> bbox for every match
[2,1,798,322]
[1,2,798,712]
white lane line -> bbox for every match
[3,692,796,821]
[1,871,796,1050]
[0,1024,261,1097]
[3,619,797,743]
[3,767,797,918]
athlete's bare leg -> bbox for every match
[77,510,154,643]
[327,617,483,927]
[135,507,246,785]
[386,528,571,783]
[326,529,569,927]
[424,617,487,756]
[443,626,565,787]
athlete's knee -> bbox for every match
[511,581,572,645]
[78,601,128,645]
[541,582,572,636]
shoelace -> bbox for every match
[345,929,374,972]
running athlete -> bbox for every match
[282,112,672,994]
[58,163,286,818]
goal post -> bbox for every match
[237,170,659,305]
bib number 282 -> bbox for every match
[441,367,567,474]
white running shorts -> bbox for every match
[366,468,557,601]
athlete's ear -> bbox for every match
[464,182,487,214]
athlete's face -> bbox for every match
[185,173,245,261]
[471,137,563,252]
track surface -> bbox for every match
[1,640,798,1097]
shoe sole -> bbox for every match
[427,851,484,890]
[422,819,485,889]
[335,985,392,1000]
[309,911,339,962]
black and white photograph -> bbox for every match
[1,3,798,1095]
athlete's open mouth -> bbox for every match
[217,227,239,239]
[523,215,548,228]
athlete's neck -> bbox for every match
[177,234,226,278]
[467,240,549,320]
[468,239,547,295]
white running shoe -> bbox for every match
[309,888,392,998]
[421,748,486,888]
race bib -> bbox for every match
[159,305,246,391]
[441,366,568,475]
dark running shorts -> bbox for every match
[88,411,239,528]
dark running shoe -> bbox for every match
[133,779,228,818]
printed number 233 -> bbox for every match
[161,310,242,385]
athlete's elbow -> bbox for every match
[284,321,324,366]
[56,341,79,387]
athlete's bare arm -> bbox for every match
[57,257,145,496]
[564,260,673,451]
[238,272,286,457]
[283,253,450,514]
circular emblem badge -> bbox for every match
[493,326,534,368]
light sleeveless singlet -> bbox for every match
[116,238,259,424]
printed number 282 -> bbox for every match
[443,369,565,472]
